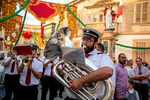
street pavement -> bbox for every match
[37,83,67,100]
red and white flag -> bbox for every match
[117,0,123,23]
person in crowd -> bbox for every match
[2,47,21,100]
[55,56,64,98]
[65,27,114,100]
[41,57,59,100]
[17,43,43,100]
[0,53,6,65]
[115,53,128,100]
[128,59,135,69]
[126,60,132,80]
[132,57,149,100]
[96,43,104,53]
[127,80,139,100]
[96,42,115,100]
[142,60,148,67]
[36,52,45,85]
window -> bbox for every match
[99,15,103,22]
[103,41,108,52]
[136,42,146,60]
[132,39,150,66]
[93,15,97,22]
[87,16,91,23]
[88,10,92,14]
[93,10,97,13]
[99,9,103,12]
[135,2,148,23]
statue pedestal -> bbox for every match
[98,30,118,63]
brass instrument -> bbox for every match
[49,60,54,65]
[12,55,16,61]
[22,56,32,65]
[44,27,114,100]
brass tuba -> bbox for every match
[44,27,114,100]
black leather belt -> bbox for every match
[135,83,148,86]
[20,84,38,89]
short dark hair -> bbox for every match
[136,57,142,62]
[128,80,134,85]
[97,43,104,52]
[13,47,16,51]
[129,59,133,62]
[118,53,125,58]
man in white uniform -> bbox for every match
[3,46,21,100]
[41,58,59,100]
[17,43,43,100]
[65,27,113,100]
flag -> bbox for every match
[117,0,123,23]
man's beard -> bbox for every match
[82,44,95,54]
[119,60,126,65]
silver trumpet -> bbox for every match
[44,27,114,100]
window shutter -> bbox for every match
[142,2,148,22]
[136,3,141,23]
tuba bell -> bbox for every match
[44,27,114,100]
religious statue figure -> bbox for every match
[103,3,116,30]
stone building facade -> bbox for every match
[60,0,150,65]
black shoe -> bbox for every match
[59,95,63,98]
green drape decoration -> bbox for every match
[116,43,150,49]
[65,4,86,27]
[15,10,28,46]
[56,20,61,31]
[31,32,43,50]
[0,0,29,22]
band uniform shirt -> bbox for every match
[4,56,22,75]
[44,59,61,76]
[38,56,44,62]
[131,66,149,84]
[115,62,128,98]
[66,49,113,99]
[19,57,43,86]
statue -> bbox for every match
[103,3,116,30]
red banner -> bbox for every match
[21,31,32,40]
[26,0,59,23]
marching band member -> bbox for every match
[17,43,43,100]
[41,57,61,100]
[96,43,115,100]
[65,27,114,100]
[3,46,21,100]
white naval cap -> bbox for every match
[28,43,39,50]
[82,27,102,40]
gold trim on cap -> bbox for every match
[83,33,97,38]
[32,46,37,49]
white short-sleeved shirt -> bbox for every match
[4,56,22,75]
[19,57,43,86]
[66,49,113,99]
[44,59,62,76]
[38,57,44,62]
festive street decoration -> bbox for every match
[26,0,59,23]
[21,31,32,40]
[66,5,78,38]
